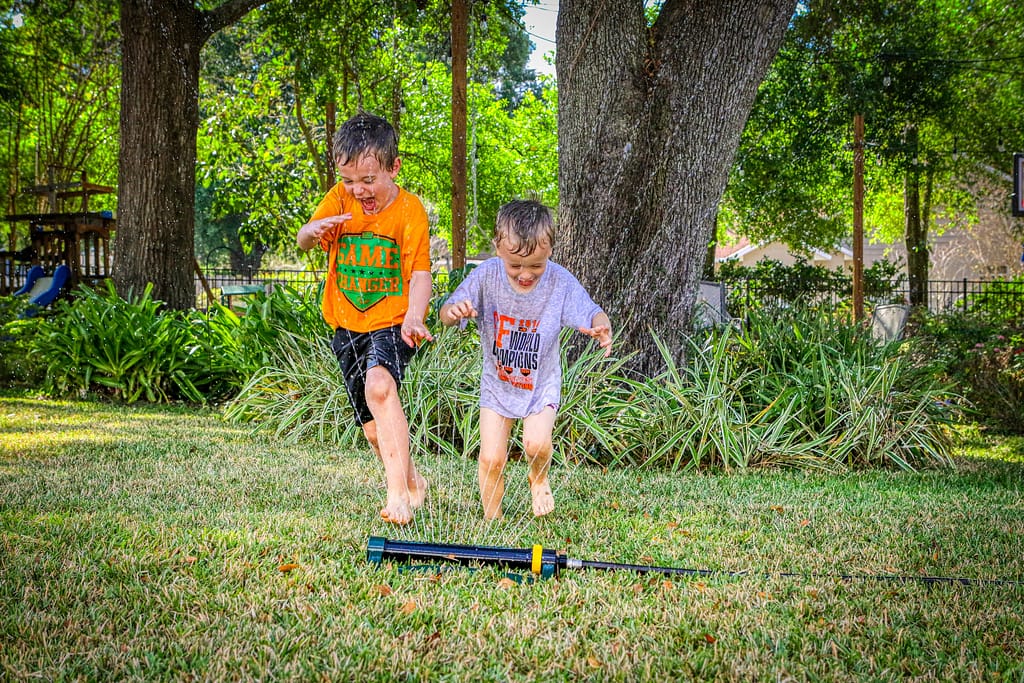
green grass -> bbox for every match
[2,395,1022,681]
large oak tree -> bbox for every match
[114,0,262,308]
[556,0,797,374]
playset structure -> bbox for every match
[2,169,115,299]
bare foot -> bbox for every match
[408,473,428,509]
[530,478,555,517]
[380,496,413,525]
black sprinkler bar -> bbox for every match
[367,536,1022,587]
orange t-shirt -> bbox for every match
[311,184,431,332]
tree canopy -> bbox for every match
[723,0,1024,255]
[195,0,555,267]
[1,0,119,222]
[4,0,1022,371]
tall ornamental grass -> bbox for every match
[12,280,958,471]
[227,308,958,472]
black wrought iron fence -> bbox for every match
[191,268,1024,321]
[195,267,321,308]
[723,277,1024,320]
[918,279,1024,317]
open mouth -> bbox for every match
[360,197,378,214]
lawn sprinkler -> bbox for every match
[367,536,1023,587]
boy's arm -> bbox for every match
[297,214,351,251]
[401,270,435,346]
[580,310,613,357]
[439,300,478,327]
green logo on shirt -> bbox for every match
[334,232,403,311]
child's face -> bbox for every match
[337,152,400,215]
[496,236,552,293]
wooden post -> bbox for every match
[451,0,468,271]
[326,100,336,188]
[193,257,214,307]
[853,113,865,322]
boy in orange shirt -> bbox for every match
[297,113,432,525]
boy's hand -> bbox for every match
[580,324,613,357]
[442,300,478,326]
[401,317,434,347]
[297,213,352,250]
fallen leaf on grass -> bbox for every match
[497,577,517,590]
[183,556,197,565]
[799,519,810,527]
[400,600,416,614]
[770,505,785,514]
[278,563,299,573]
[587,656,603,668]
[375,584,393,596]
[703,633,717,644]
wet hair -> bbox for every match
[332,112,399,171]
[493,199,556,256]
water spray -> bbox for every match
[367,536,1022,587]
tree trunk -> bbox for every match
[114,0,261,310]
[903,124,928,308]
[556,0,796,375]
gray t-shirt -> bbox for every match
[447,257,602,418]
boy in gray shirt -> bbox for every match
[440,200,612,519]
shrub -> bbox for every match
[29,281,328,404]
[960,331,1024,434]
[0,295,48,387]
[914,311,1024,433]
[965,275,1024,324]
[32,282,206,402]
[718,257,905,316]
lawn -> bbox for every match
[1,395,1022,681]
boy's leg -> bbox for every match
[364,365,426,525]
[522,407,557,517]
[478,407,513,520]
[361,414,427,505]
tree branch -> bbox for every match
[198,0,264,43]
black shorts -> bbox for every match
[330,326,418,426]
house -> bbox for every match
[715,236,853,271]
[716,218,1023,281]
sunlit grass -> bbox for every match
[2,395,1022,681]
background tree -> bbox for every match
[195,0,553,267]
[722,0,1024,304]
[114,0,262,309]
[555,0,797,374]
[0,0,119,232]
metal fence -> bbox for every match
[915,279,1024,316]
[195,267,321,308]
[192,268,1024,320]
[723,277,1024,319]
